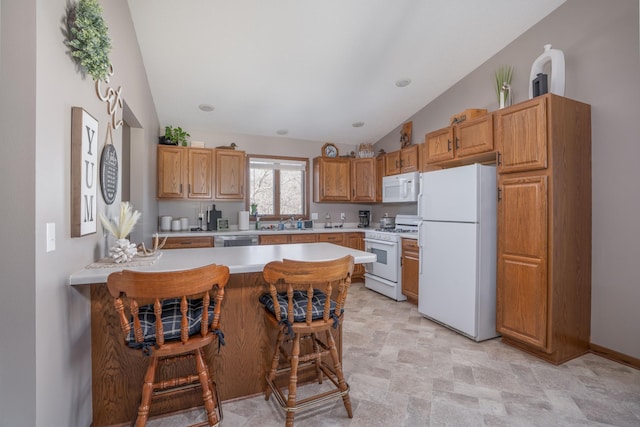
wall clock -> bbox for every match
[322,142,338,158]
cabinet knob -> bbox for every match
[455,137,460,149]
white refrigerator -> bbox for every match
[417,164,499,342]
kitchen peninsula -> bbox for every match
[69,243,375,427]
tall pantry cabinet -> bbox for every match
[495,94,591,364]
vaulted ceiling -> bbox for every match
[128,0,566,144]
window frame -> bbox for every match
[245,154,310,221]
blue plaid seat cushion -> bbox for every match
[259,289,337,323]
[126,298,215,344]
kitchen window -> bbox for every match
[247,155,309,220]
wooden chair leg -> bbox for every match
[195,348,219,426]
[136,356,158,427]
[265,329,285,401]
[311,332,323,384]
[285,333,300,427]
[325,330,353,418]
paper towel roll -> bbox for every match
[238,211,249,231]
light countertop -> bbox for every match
[69,242,376,285]
[157,226,369,237]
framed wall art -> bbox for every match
[71,107,98,237]
[400,121,412,148]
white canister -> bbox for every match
[160,216,172,231]
[171,219,181,231]
[180,217,189,230]
[238,211,249,231]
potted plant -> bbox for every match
[159,125,190,146]
[495,65,513,108]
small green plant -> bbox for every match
[67,0,112,82]
[495,65,513,105]
[164,126,190,146]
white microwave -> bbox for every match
[382,171,420,203]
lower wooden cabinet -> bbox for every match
[401,238,419,303]
[344,232,364,280]
[259,233,318,245]
[163,236,214,249]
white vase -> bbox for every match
[110,238,137,263]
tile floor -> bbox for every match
[148,282,640,426]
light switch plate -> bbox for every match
[311,212,318,220]
[46,222,56,252]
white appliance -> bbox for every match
[363,214,420,301]
[382,171,420,203]
[417,164,499,341]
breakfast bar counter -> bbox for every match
[69,243,375,426]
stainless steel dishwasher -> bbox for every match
[214,234,259,247]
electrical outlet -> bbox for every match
[340,212,345,220]
[311,212,318,220]
[46,222,56,252]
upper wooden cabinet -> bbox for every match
[215,149,245,200]
[376,155,384,202]
[424,114,494,166]
[157,145,187,199]
[351,158,376,202]
[157,145,212,199]
[188,148,213,199]
[495,94,591,364]
[495,97,547,174]
[158,145,245,200]
[313,157,351,202]
[385,145,419,175]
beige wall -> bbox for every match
[1,0,159,425]
[375,0,640,359]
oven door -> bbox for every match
[363,237,398,282]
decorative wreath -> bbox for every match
[67,0,112,81]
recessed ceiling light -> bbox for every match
[276,129,288,135]
[352,121,365,128]
[198,104,215,112]
[395,78,412,88]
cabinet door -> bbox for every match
[401,239,419,302]
[260,234,290,245]
[314,158,351,202]
[157,145,186,199]
[344,233,364,279]
[351,158,376,202]
[188,148,213,199]
[454,114,494,158]
[376,156,384,202]
[384,151,401,175]
[290,233,317,243]
[400,145,419,172]
[425,127,455,163]
[497,175,548,351]
[496,97,547,173]
[215,150,245,200]
[163,236,214,249]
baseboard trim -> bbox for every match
[590,343,640,370]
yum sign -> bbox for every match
[71,107,98,237]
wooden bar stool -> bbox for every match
[107,263,229,427]
[260,255,354,427]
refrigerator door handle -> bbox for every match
[418,222,424,275]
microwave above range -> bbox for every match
[382,171,420,203]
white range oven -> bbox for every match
[364,215,419,301]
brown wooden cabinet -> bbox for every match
[259,233,318,245]
[351,158,376,202]
[495,94,591,364]
[384,145,419,175]
[157,145,187,199]
[157,145,213,200]
[376,155,384,202]
[317,233,344,245]
[424,114,495,167]
[163,236,214,249]
[344,232,365,280]
[313,157,351,202]
[215,149,245,200]
[401,238,419,303]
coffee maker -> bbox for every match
[358,210,371,228]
